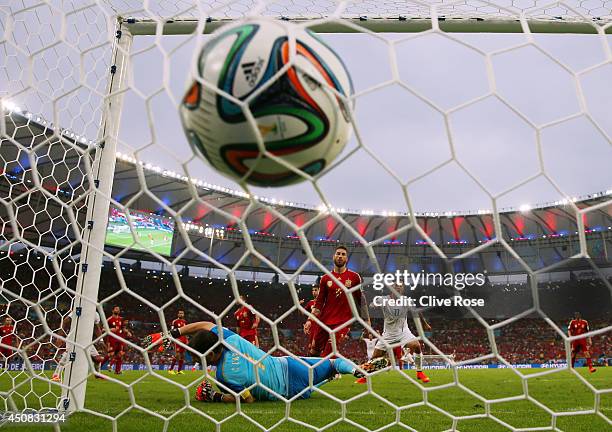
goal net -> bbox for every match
[0,0,610,431]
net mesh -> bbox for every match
[0,0,611,431]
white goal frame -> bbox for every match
[125,16,612,36]
[60,20,133,412]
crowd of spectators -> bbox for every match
[425,318,610,365]
[0,255,609,368]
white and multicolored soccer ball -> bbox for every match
[179,19,353,187]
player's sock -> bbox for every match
[170,358,176,371]
[115,357,122,374]
[52,365,64,379]
[53,352,69,378]
[178,359,184,372]
[415,353,423,372]
[586,358,593,369]
[321,341,334,358]
[331,358,356,375]
[53,362,64,377]
[571,354,576,368]
[393,347,402,370]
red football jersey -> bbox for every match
[0,325,14,345]
[172,319,187,329]
[110,326,131,344]
[172,318,188,343]
[314,269,362,326]
[234,306,257,336]
[305,299,317,314]
[568,319,589,337]
[107,315,122,331]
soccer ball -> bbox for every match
[179,19,353,187]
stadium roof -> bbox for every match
[2,109,610,251]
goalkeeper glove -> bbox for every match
[195,380,224,402]
[141,332,172,352]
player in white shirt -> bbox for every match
[52,311,106,381]
[362,334,377,360]
[369,283,431,383]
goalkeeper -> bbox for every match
[143,321,388,403]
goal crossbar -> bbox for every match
[124,17,610,35]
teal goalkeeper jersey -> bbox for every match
[211,326,287,400]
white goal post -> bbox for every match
[60,25,133,412]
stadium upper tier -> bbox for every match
[1,109,611,274]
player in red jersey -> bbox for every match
[0,317,15,362]
[304,246,371,357]
[107,306,123,331]
[568,312,596,373]
[234,296,260,347]
[169,310,188,375]
[304,286,320,315]
[303,286,320,355]
[104,306,123,369]
[108,319,132,375]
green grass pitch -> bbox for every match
[105,227,173,256]
[1,368,609,431]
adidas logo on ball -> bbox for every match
[241,58,264,87]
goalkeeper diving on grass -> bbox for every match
[142,321,389,403]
